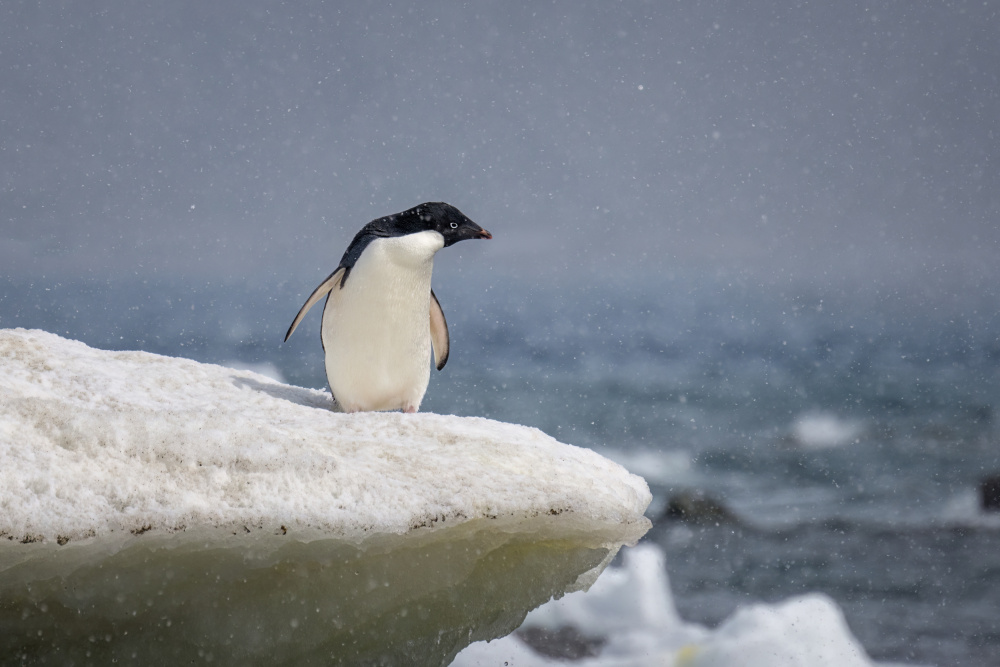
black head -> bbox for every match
[397,202,492,247]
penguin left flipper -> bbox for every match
[429,289,449,371]
[284,267,345,342]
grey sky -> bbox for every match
[2,1,997,300]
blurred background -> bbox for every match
[3,1,999,664]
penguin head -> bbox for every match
[403,202,492,247]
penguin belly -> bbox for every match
[320,232,443,412]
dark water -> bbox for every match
[3,273,999,666]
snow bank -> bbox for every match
[0,329,651,666]
[454,544,878,667]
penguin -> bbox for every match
[284,202,492,413]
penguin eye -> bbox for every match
[450,222,458,229]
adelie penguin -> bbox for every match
[284,202,492,413]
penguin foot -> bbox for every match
[403,405,418,414]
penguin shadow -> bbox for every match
[230,375,338,412]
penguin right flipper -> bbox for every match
[284,267,345,342]
[429,289,450,371]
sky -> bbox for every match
[2,0,998,303]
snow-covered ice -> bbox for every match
[0,329,651,666]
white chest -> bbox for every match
[320,231,444,411]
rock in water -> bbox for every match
[982,474,1000,512]
[662,489,740,525]
[0,329,651,666]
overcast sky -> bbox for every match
[2,1,998,302]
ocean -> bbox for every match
[3,272,999,666]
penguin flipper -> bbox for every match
[429,289,450,371]
[284,267,345,342]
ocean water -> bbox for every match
[3,273,999,666]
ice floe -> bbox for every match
[0,329,650,666]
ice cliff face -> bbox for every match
[0,329,651,666]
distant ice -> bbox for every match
[689,594,873,667]
[520,544,704,656]
[790,411,865,449]
[454,543,879,667]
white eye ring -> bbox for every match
[450,222,458,229]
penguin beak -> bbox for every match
[478,229,493,240]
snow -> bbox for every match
[0,328,651,665]
[454,544,880,667]
[219,359,286,383]
[0,328,649,545]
